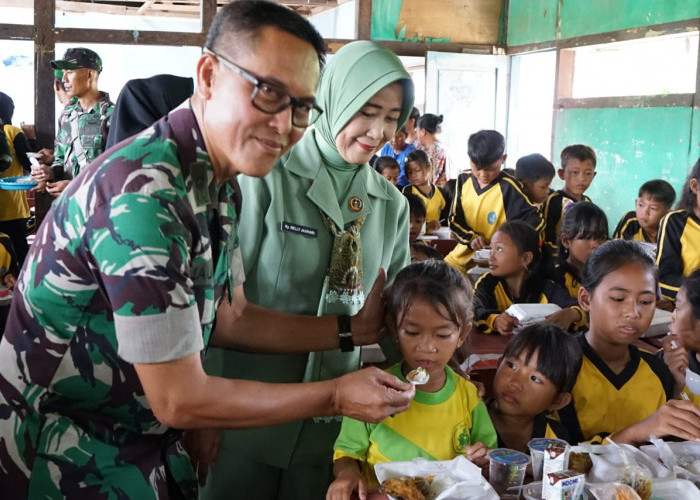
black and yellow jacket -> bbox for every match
[657,209,700,301]
[613,210,653,242]
[558,335,674,444]
[542,191,591,260]
[473,272,583,334]
[449,170,543,247]
[402,184,449,226]
[547,261,582,300]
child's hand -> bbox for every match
[327,462,367,500]
[493,313,519,335]
[661,334,688,393]
[470,236,487,251]
[3,273,15,290]
[426,220,441,232]
[465,442,490,468]
[612,399,700,445]
[544,307,580,330]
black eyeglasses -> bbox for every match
[204,48,322,128]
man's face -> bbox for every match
[62,68,94,99]
[199,26,320,181]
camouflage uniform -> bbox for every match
[51,91,114,180]
[0,105,240,499]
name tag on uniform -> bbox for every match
[281,221,317,238]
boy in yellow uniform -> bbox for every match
[613,179,676,243]
[446,130,543,273]
[542,144,597,263]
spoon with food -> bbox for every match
[406,366,430,385]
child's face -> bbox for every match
[488,230,531,278]
[671,287,700,352]
[396,298,467,389]
[523,177,552,204]
[558,159,596,199]
[381,167,399,186]
[578,262,657,346]
[471,156,505,188]
[493,350,568,418]
[409,214,426,242]
[635,193,669,234]
[561,235,606,270]
[389,131,408,152]
[406,161,428,186]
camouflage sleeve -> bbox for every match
[51,108,71,179]
[88,191,204,363]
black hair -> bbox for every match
[676,158,700,213]
[515,153,555,184]
[410,242,444,262]
[385,260,473,334]
[558,202,609,262]
[405,149,431,171]
[374,156,399,174]
[0,92,14,126]
[409,106,421,121]
[205,0,326,68]
[682,269,700,323]
[581,239,658,295]
[416,113,442,135]
[502,323,583,393]
[468,129,505,167]
[639,179,676,209]
[405,192,426,219]
[494,220,543,300]
[560,144,597,170]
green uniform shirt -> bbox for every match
[52,91,114,180]
[0,106,239,499]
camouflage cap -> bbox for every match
[51,48,103,72]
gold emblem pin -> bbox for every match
[348,196,363,212]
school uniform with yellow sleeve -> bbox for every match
[656,209,700,301]
[446,170,543,273]
[558,335,674,444]
[402,184,449,226]
[542,191,591,261]
[472,272,584,334]
[613,210,653,242]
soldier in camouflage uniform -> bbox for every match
[33,48,114,197]
[0,1,415,498]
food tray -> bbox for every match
[0,176,38,190]
[375,456,498,500]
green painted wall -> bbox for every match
[508,0,557,46]
[552,107,699,234]
[508,0,699,46]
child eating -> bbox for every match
[660,269,700,403]
[559,240,700,445]
[328,261,497,500]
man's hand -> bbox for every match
[183,428,222,486]
[332,367,415,423]
[352,269,388,346]
[46,179,71,196]
[37,148,54,166]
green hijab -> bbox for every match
[312,40,415,168]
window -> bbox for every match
[560,32,698,98]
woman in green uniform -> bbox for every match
[201,41,415,500]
